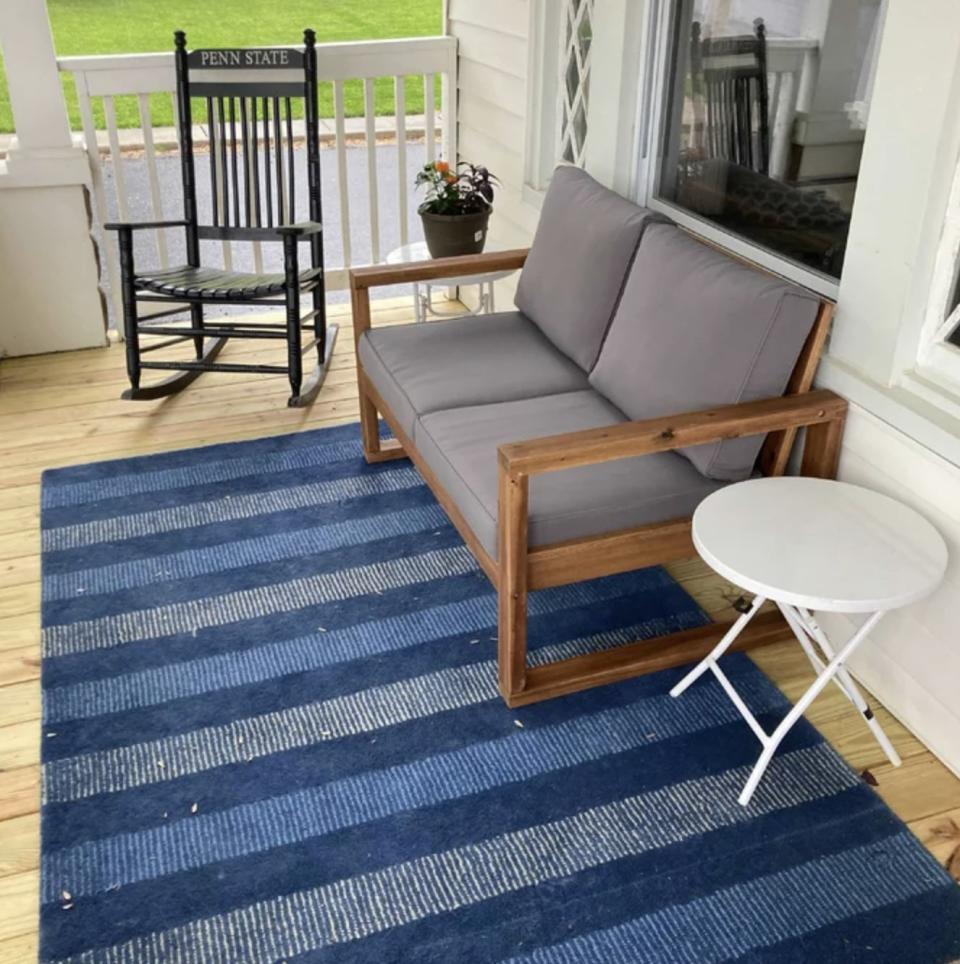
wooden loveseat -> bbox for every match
[349,166,845,708]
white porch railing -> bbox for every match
[58,36,457,329]
[766,37,819,180]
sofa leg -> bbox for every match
[498,467,530,703]
[359,390,383,462]
[800,409,846,479]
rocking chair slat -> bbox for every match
[273,96,285,223]
[262,97,273,228]
[286,97,296,223]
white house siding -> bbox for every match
[818,406,960,777]
[448,0,539,308]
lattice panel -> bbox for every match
[557,0,594,166]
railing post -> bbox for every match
[0,0,106,355]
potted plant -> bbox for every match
[415,160,499,258]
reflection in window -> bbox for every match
[558,0,594,166]
[657,0,884,278]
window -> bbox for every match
[650,0,884,281]
[524,0,595,194]
[557,0,595,166]
[913,153,960,392]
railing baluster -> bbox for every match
[769,70,796,180]
[75,72,123,330]
[423,72,435,164]
[395,76,408,247]
[364,77,380,263]
[102,95,130,223]
[333,80,352,267]
[137,93,168,267]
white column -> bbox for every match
[791,0,868,179]
[0,0,106,354]
[0,0,87,180]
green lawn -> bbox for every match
[0,0,442,133]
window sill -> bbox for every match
[817,355,960,470]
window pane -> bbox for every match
[656,0,884,278]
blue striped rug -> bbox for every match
[39,422,960,963]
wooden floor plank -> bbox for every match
[0,721,40,773]
[0,681,40,730]
[0,813,39,877]
[870,755,960,823]
[0,931,38,964]
[908,806,960,879]
[0,647,40,688]
[0,871,38,943]
[1,294,958,958]
[0,767,39,823]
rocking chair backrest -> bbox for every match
[690,18,770,175]
[174,29,322,262]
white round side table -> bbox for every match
[385,241,518,324]
[670,476,947,806]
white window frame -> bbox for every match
[632,0,841,299]
[523,0,563,197]
[524,0,597,203]
[912,154,960,398]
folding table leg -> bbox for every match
[787,605,901,767]
[738,609,886,805]
[669,594,767,697]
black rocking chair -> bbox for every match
[690,18,770,176]
[105,29,337,407]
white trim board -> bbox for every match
[816,402,960,778]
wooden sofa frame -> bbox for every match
[350,246,844,707]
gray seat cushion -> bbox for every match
[514,166,659,372]
[589,223,820,481]
[415,390,726,557]
[358,311,590,437]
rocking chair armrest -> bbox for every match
[349,248,530,289]
[497,390,848,478]
[104,220,189,232]
[275,220,323,238]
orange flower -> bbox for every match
[445,173,458,184]
[435,160,450,174]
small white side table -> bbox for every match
[671,476,947,806]
[385,241,518,324]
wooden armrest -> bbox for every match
[104,220,188,231]
[350,248,529,289]
[498,390,847,476]
[276,220,323,237]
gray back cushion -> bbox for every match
[515,165,656,372]
[590,224,820,481]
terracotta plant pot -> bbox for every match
[419,207,491,258]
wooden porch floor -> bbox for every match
[1,297,958,959]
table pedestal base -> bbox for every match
[670,597,901,805]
